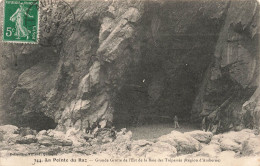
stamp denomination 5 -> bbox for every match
[3,0,39,43]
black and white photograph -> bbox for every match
[0,0,259,165]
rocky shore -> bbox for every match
[1,125,259,159]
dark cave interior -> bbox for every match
[11,112,57,131]
[113,1,225,128]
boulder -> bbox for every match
[210,129,256,153]
[184,130,213,143]
[47,129,66,138]
[38,135,73,146]
[65,128,86,146]
[210,134,222,145]
[94,128,115,144]
[210,129,255,144]
[220,129,255,144]
[17,127,37,136]
[131,140,153,157]
[241,135,260,156]
[157,133,178,147]
[220,138,241,152]
[37,130,47,137]
[0,126,33,143]
[1,132,20,143]
[0,125,18,134]
[37,135,56,146]
[196,144,221,157]
[16,135,37,144]
[146,141,177,158]
[218,151,236,158]
[157,130,201,154]
[102,129,132,157]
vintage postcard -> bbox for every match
[0,0,259,166]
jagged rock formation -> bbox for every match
[191,0,260,132]
[0,0,259,133]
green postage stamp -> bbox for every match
[3,0,39,43]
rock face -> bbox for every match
[191,0,260,132]
[0,0,259,133]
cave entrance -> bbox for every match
[24,112,57,131]
[113,1,225,139]
[12,112,58,131]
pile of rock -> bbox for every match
[0,125,88,156]
[193,129,260,157]
[100,129,259,158]
[0,125,119,156]
[126,130,212,158]
[0,125,259,158]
